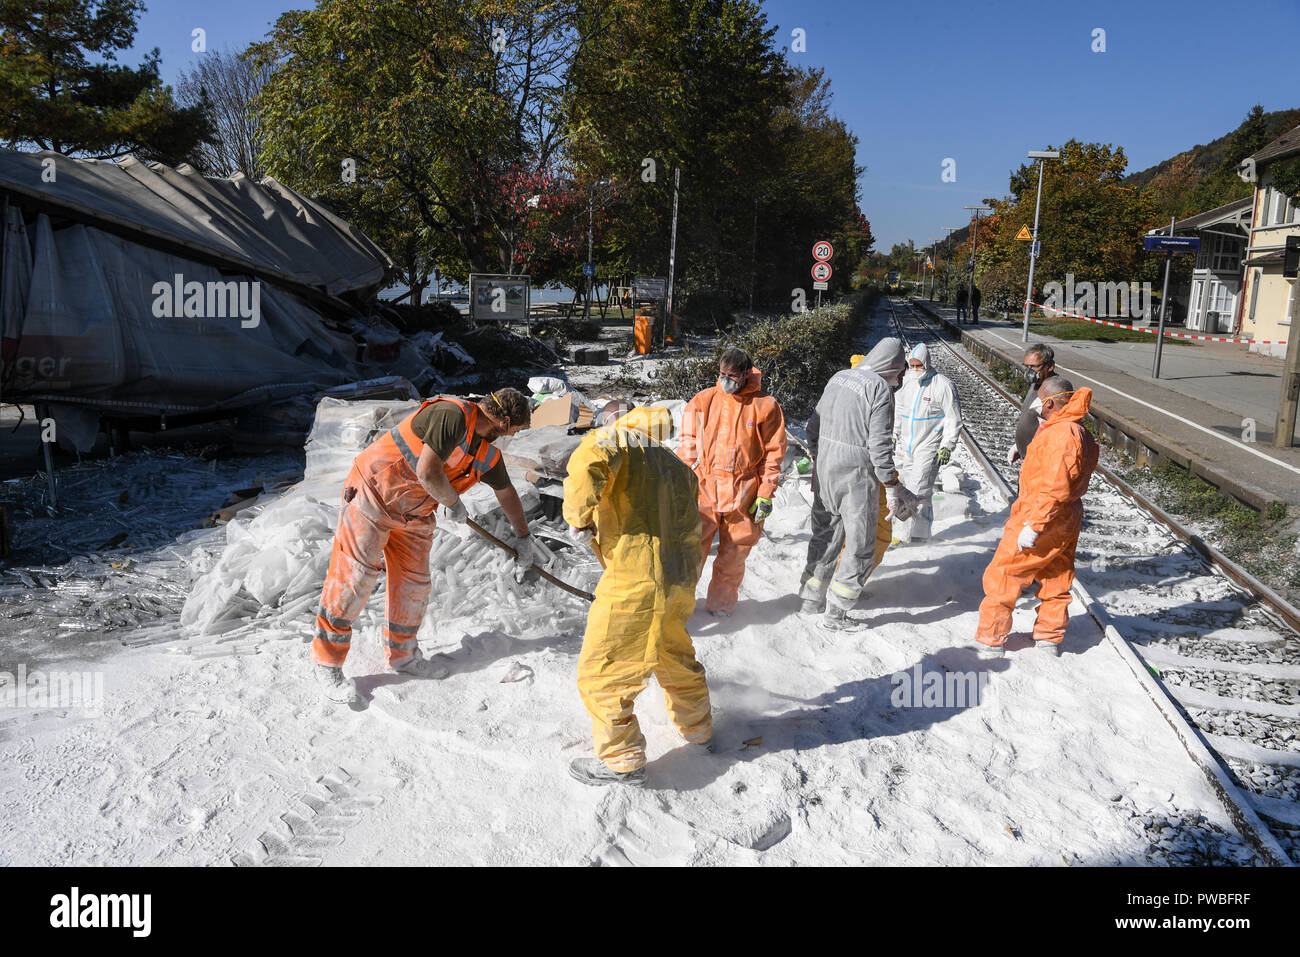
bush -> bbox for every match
[656,289,878,419]
[530,312,603,347]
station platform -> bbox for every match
[909,299,1300,512]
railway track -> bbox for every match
[883,296,1300,866]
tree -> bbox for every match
[175,47,271,178]
[0,0,210,164]
[977,141,1158,312]
[250,0,583,281]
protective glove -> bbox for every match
[794,456,812,475]
[936,447,952,467]
[438,497,468,523]
[885,483,920,522]
[567,524,594,546]
[513,533,555,583]
[1005,446,1021,466]
[749,497,773,523]
[1017,523,1038,551]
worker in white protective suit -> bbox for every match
[892,342,962,542]
[799,336,920,630]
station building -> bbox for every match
[1238,124,1300,357]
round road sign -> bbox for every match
[811,261,832,282]
[812,240,834,262]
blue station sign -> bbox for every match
[1143,235,1200,252]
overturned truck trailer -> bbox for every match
[0,148,405,452]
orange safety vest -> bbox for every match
[353,396,502,519]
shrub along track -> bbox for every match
[886,296,1300,866]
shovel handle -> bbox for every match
[465,518,595,603]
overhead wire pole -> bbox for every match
[1021,149,1060,343]
[665,166,681,345]
[964,204,990,323]
[928,239,941,299]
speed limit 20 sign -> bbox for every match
[812,240,834,262]
[811,261,832,282]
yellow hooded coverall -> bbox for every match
[563,407,712,772]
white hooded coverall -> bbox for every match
[893,342,962,541]
[800,337,906,611]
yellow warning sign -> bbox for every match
[1015,225,1032,241]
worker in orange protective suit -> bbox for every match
[677,347,786,616]
[564,406,710,787]
[974,378,1098,658]
[310,388,553,703]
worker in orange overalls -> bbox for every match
[677,347,786,616]
[974,378,1099,658]
[310,388,553,702]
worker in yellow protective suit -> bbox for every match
[850,353,894,575]
[562,406,711,787]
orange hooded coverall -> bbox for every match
[677,369,786,614]
[975,388,1099,648]
[310,397,501,668]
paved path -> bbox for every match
[914,301,1300,509]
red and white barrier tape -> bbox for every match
[1021,302,1286,346]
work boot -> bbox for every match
[393,649,450,679]
[314,664,359,704]
[1033,639,1063,657]
[799,597,825,616]
[821,606,856,631]
[972,639,1005,660]
[568,757,646,788]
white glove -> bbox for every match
[438,497,468,523]
[1006,446,1021,465]
[885,483,920,522]
[1017,523,1038,550]
[567,524,594,546]
[513,533,555,582]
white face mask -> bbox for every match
[907,368,924,379]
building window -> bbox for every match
[1209,234,1241,272]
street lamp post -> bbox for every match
[964,204,990,324]
[1021,149,1060,343]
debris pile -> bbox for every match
[178,398,600,652]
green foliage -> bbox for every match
[1026,318,1190,346]
[656,289,876,418]
[977,140,1158,312]
[1270,156,1300,203]
[0,0,211,164]
[249,0,867,307]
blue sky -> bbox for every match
[131,0,1300,250]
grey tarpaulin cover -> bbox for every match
[0,148,395,428]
